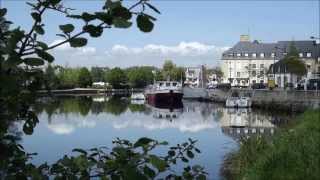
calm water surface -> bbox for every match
[20,96,288,179]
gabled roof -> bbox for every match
[222,40,319,60]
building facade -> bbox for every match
[221,35,320,87]
[184,66,207,88]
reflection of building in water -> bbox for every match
[220,108,276,140]
[145,103,183,121]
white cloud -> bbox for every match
[49,40,229,67]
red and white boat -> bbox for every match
[145,81,183,106]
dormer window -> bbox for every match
[283,52,287,56]
[228,53,233,57]
[260,53,265,58]
[307,53,312,57]
[244,53,249,57]
[237,53,241,57]
[299,53,303,57]
[271,53,275,57]
[252,53,257,58]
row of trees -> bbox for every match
[44,60,188,89]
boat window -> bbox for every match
[172,82,177,86]
[166,83,170,87]
[166,114,170,118]
[159,83,163,86]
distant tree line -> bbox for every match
[42,60,187,89]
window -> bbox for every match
[245,53,249,57]
[260,71,264,76]
[307,53,312,57]
[229,53,233,57]
[237,53,241,57]
[260,64,264,68]
[159,83,163,86]
[252,53,257,58]
[271,53,275,57]
[299,53,303,57]
[237,72,240,77]
[260,53,265,58]
[283,52,287,56]
[252,71,256,77]
[166,83,170,87]
[252,64,256,68]
[172,82,177,86]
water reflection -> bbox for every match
[34,96,284,136]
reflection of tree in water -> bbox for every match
[91,101,105,115]
[78,96,92,116]
[128,104,146,113]
[104,97,129,116]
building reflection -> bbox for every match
[35,96,284,136]
[220,108,276,140]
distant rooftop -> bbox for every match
[222,35,319,60]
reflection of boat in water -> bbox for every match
[131,93,145,100]
[226,92,252,108]
[145,103,183,121]
[145,81,183,106]
[220,108,275,139]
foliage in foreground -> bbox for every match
[0,137,207,179]
[224,110,320,180]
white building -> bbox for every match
[221,35,320,87]
[184,66,206,88]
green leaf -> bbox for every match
[67,14,82,19]
[168,150,175,157]
[146,3,161,14]
[37,41,48,50]
[104,0,121,10]
[83,25,103,38]
[149,155,167,172]
[23,58,45,66]
[50,0,62,6]
[35,49,54,63]
[195,148,201,153]
[134,137,154,148]
[59,24,74,34]
[31,12,41,21]
[34,25,45,35]
[196,174,206,180]
[112,6,132,20]
[187,150,194,159]
[181,157,189,163]
[72,148,87,155]
[0,8,7,17]
[69,37,87,47]
[136,14,154,33]
[143,166,156,178]
[81,12,96,22]
[95,12,113,25]
[113,18,132,28]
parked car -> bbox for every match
[296,78,320,90]
[251,83,267,89]
[216,83,231,90]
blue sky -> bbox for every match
[1,0,319,67]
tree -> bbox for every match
[105,67,127,89]
[0,1,207,179]
[78,67,92,88]
[43,64,59,90]
[127,67,154,88]
[91,67,107,82]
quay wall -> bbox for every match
[208,89,320,112]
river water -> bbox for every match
[19,96,289,179]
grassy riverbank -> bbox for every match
[222,109,320,180]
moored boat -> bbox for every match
[145,81,183,106]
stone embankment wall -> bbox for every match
[208,89,320,112]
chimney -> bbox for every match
[240,35,250,42]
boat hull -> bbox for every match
[146,92,183,107]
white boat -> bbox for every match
[131,93,145,100]
[225,96,252,108]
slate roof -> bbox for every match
[222,40,320,60]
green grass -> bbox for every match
[225,109,320,180]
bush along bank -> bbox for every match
[222,109,320,180]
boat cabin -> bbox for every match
[152,81,182,90]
